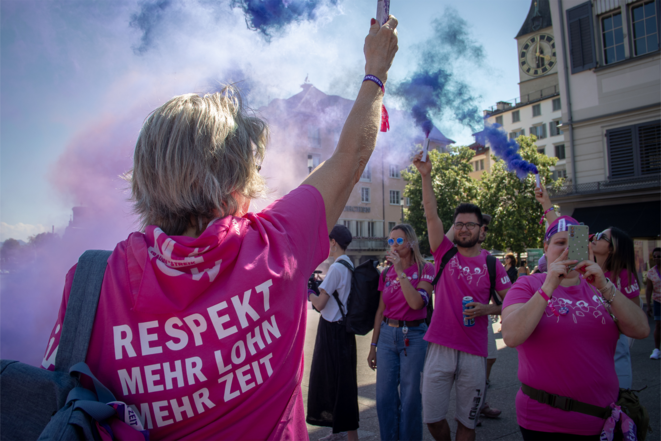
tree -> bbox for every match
[477,135,564,255]
[402,146,478,255]
[27,232,59,249]
[402,136,564,257]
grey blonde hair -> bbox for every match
[129,86,268,235]
[392,223,426,275]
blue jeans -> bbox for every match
[376,321,428,441]
[614,333,632,389]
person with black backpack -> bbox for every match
[366,224,434,441]
[307,225,359,441]
[412,152,512,441]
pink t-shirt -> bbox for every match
[378,262,435,321]
[604,269,640,300]
[502,274,620,435]
[425,237,511,357]
[42,185,328,441]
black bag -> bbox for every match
[428,247,501,325]
[331,259,381,335]
[617,388,650,441]
[0,250,112,441]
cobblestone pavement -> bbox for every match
[302,311,660,441]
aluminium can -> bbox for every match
[462,296,475,327]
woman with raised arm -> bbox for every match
[41,17,399,440]
[590,227,643,389]
[367,224,434,441]
[501,216,649,440]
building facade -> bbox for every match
[484,0,569,179]
[258,82,453,268]
[548,0,660,252]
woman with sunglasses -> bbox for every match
[502,216,649,440]
[590,227,643,389]
[646,247,661,359]
[367,224,434,441]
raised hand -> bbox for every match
[575,245,606,289]
[541,247,577,295]
[412,151,432,177]
[364,15,399,83]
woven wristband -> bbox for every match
[539,206,555,225]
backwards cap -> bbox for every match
[544,215,582,243]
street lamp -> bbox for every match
[400,197,405,223]
[308,155,313,174]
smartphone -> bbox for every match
[567,225,589,271]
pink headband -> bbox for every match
[544,215,581,242]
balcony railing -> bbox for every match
[485,85,560,114]
[347,237,388,252]
[549,175,661,197]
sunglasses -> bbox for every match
[388,237,405,246]
[593,231,611,244]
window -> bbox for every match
[532,104,541,117]
[538,147,546,155]
[308,154,321,171]
[388,222,396,232]
[361,187,370,203]
[389,190,401,205]
[512,110,520,123]
[602,12,625,64]
[308,127,321,148]
[343,220,353,235]
[480,159,485,170]
[360,163,371,181]
[607,120,661,179]
[631,0,659,56]
[356,221,364,237]
[530,125,547,139]
[566,2,597,74]
[555,144,566,159]
[389,165,401,178]
[406,197,411,206]
[367,221,375,237]
[554,169,568,179]
[552,98,562,111]
[550,120,564,136]
[509,131,517,140]
[495,115,503,126]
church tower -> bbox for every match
[516,0,559,100]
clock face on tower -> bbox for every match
[520,33,557,77]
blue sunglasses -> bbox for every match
[388,237,405,246]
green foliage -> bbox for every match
[402,136,564,256]
[402,146,478,255]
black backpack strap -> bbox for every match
[331,259,353,320]
[486,255,502,306]
[431,247,458,286]
[55,250,112,372]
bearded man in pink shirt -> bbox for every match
[41,16,399,441]
[412,152,511,441]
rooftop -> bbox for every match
[516,0,553,39]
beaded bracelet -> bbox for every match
[539,206,555,225]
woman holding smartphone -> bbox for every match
[367,224,434,441]
[590,227,642,389]
[501,216,648,440]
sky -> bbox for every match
[0,0,532,242]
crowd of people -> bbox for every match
[39,13,656,441]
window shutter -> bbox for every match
[607,127,635,179]
[567,2,597,74]
[638,121,661,176]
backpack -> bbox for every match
[428,247,501,325]
[331,259,381,335]
[0,250,120,441]
[616,387,651,441]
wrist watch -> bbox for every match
[398,273,407,280]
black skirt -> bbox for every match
[306,316,359,433]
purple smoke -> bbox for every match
[391,8,484,137]
[477,122,538,180]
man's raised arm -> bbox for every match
[412,151,444,252]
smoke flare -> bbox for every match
[477,122,538,180]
